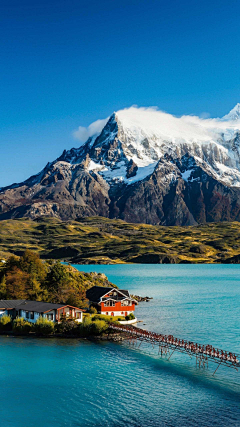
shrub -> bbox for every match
[13,317,32,334]
[57,319,78,335]
[90,319,108,335]
[0,314,12,331]
[125,313,135,321]
[76,316,92,337]
[34,316,54,336]
[89,306,97,314]
[75,317,108,337]
[92,314,114,323]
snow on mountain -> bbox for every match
[222,103,240,121]
[68,105,240,187]
[2,104,240,225]
[6,104,240,189]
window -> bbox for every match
[30,312,34,320]
[104,300,115,307]
[25,311,29,319]
[47,313,53,321]
[121,300,130,306]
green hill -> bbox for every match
[0,216,240,264]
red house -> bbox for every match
[86,286,137,317]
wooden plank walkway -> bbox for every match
[109,323,240,375]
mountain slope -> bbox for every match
[1,105,240,225]
[1,217,240,264]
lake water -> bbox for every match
[0,265,239,426]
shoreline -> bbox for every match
[0,330,128,342]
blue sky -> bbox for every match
[1,0,240,187]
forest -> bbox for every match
[0,250,116,308]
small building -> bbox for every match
[0,300,83,323]
[86,286,137,317]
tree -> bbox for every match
[19,250,47,283]
[27,276,48,301]
[45,261,74,303]
[0,275,7,299]
[89,306,97,314]
[5,267,29,299]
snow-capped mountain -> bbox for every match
[222,103,240,121]
[55,106,240,188]
[1,105,240,226]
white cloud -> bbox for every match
[73,117,109,142]
[115,105,240,142]
[72,104,240,146]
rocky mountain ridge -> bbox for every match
[1,105,240,226]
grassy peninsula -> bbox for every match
[0,216,240,264]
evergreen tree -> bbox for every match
[0,275,7,299]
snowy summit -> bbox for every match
[1,103,240,226]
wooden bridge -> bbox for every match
[109,323,240,375]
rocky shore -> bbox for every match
[131,294,153,302]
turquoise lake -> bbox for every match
[0,265,239,426]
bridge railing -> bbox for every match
[109,323,240,372]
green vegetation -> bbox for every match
[0,216,240,263]
[0,314,12,331]
[89,306,97,314]
[125,313,135,321]
[13,317,32,334]
[50,317,109,337]
[34,316,55,335]
[0,250,116,308]
[0,248,122,338]
[91,314,125,322]
[0,316,114,337]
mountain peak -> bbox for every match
[222,103,240,121]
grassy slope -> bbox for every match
[0,216,239,264]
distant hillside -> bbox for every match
[0,217,240,264]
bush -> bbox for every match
[89,306,97,314]
[57,319,78,335]
[75,317,108,337]
[0,314,12,331]
[125,313,135,321]
[13,317,32,334]
[34,316,54,336]
[76,316,92,337]
[91,314,120,324]
[90,319,108,335]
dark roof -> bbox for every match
[17,301,67,312]
[86,286,132,303]
[119,290,130,297]
[0,300,81,312]
[86,286,113,303]
[0,300,26,309]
